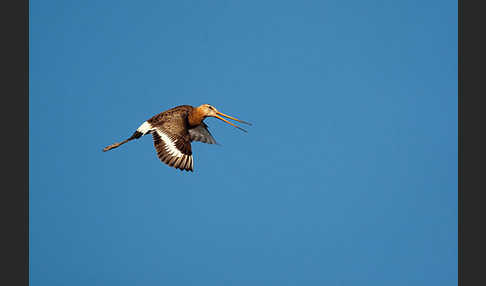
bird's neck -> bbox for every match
[188,107,205,126]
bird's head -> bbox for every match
[196,104,252,132]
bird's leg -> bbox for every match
[102,131,143,152]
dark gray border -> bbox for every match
[0,0,28,285]
[459,0,486,285]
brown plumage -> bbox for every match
[102,104,251,172]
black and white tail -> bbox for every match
[102,121,153,152]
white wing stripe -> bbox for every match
[156,129,184,158]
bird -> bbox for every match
[102,104,251,172]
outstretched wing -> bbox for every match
[189,123,217,145]
[152,126,194,171]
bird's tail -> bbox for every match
[102,131,143,152]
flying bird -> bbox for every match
[102,104,251,172]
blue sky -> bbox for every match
[30,1,457,285]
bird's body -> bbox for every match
[103,104,251,172]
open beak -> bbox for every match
[214,111,252,133]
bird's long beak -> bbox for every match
[214,111,252,133]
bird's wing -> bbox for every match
[152,126,194,171]
[189,123,218,145]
